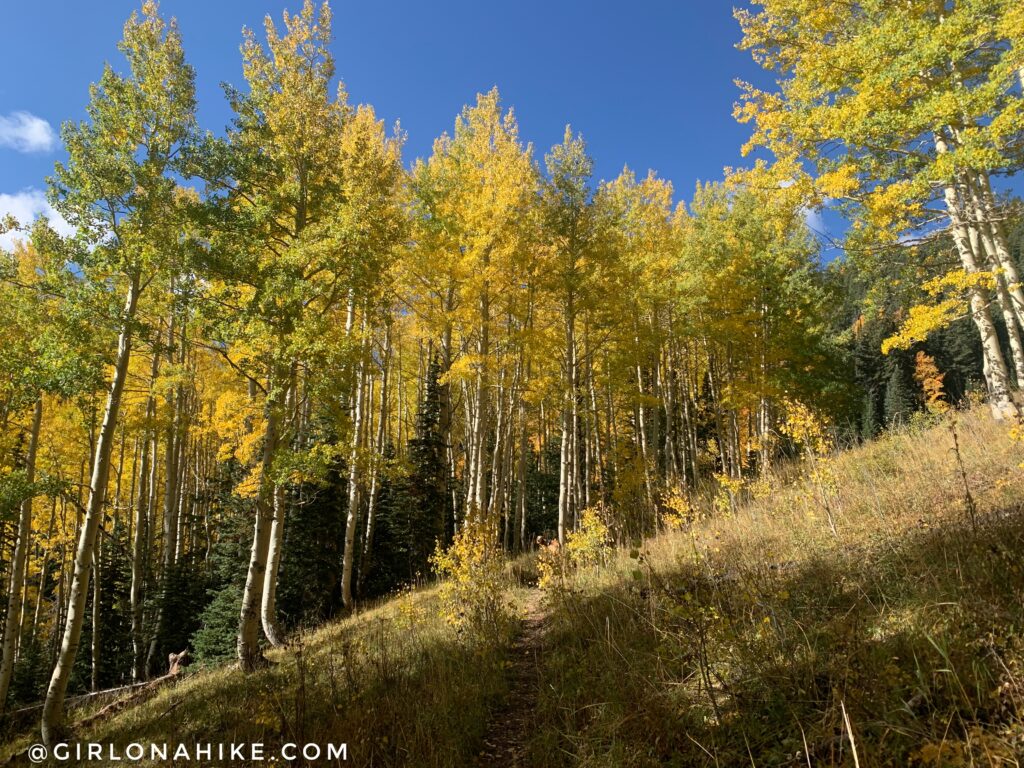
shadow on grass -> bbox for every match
[527,506,1024,767]
[3,591,509,768]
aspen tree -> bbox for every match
[39,1,197,741]
[409,90,535,525]
[201,2,404,638]
[201,0,348,668]
[736,0,1024,415]
[540,127,601,543]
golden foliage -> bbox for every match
[913,351,949,414]
[430,516,514,644]
[883,270,996,354]
[566,506,611,569]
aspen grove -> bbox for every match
[1,0,1023,749]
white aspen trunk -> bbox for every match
[111,428,127,536]
[500,379,517,541]
[662,336,679,485]
[515,398,528,552]
[123,434,139,563]
[571,347,582,528]
[51,540,66,669]
[237,388,283,672]
[344,289,356,337]
[261,363,296,649]
[461,380,476,523]
[605,355,617,485]
[649,316,662,483]
[688,358,700,487]
[90,538,100,691]
[0,398,42,710]
[14,541,30,665]
[360,329,391,590]
[488,367,508,524]
[516,297,534,551]
[730,410,743,481]
[962,174,1024,382]
[635,358,656,513]
[260,483,286,647]
[144,430,158,582]
[975,171,1024,327]
[557,410,571,545]
[758,303,772,473]
[41,277,139,744]
[469,269,491,517]
[341,332,368,610]
[703,341,728,475]
[588,359,605,501]
[163,317,181,567]
[557,297,576,544]
[30,498,57,649]
[493,368,511,549]
[146,322,183,674]
[172,424,188,563]
[439,287,457,532]
[934,136,1015,416]
[964,186,1024,383]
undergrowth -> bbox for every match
[527,409,1024,766]
[1,587,519,767]
[4,409,1022,767]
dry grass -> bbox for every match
[525,409,1024,766]
[3,409,1022,767]
[1,586,530,767]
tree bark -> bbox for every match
[0,398,42,710]
[236,379,284,672]
[974,172,1024,327]
[41,276,139,745]
[260,362,297,649]
[557,295,576,545]
[146,318,184,675]
[131,350,159,682]
[260,483,286,647]
[90,538,101,692]
[341,331,368,610]
[963,176,1024,382]
[359,328,391,591]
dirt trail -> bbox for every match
[475,590,546,767]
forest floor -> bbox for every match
[3,409,1024,767]
[520,410,1024,766]
[476,589,547,767]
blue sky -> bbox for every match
[0,1,827,248]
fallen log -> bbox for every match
[0,650,192,765]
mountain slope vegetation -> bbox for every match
[2,1,1024,762]
[2,408,1021,766]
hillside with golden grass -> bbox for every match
[3,408,1022,767]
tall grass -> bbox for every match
[526,410,1024,766]
[2,586,520,767]
[3,410,1021,767]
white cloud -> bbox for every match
[801,206,826,235]
[0,111,57,153]
[0,188,74,250]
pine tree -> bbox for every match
[883,353,918,427]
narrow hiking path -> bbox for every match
[476,589,547,767]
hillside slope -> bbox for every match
[524,410,1024,766]
[3,409,1023,767]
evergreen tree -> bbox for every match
[364,359,448,594]
[883,352,918,427]
[190,469,252,666]
[277,462,347,627]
